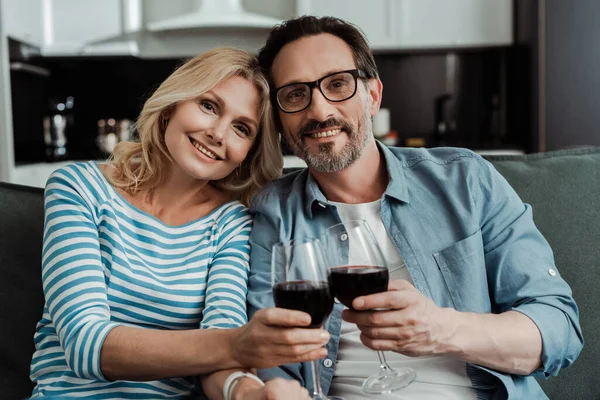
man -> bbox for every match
[247,16,583,399]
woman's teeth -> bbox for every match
[191,139,218,159]
[309,129,341,138]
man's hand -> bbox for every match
[232,308,330,369]
[341,279,459,357]
[234,378,311,400]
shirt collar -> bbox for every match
[303,141,410,217]
[378,141,410,203]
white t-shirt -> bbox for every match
[328,199,476,400]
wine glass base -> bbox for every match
[362,367,416,394]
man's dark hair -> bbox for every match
[258,15,379,87]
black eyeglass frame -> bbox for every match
[272,69,368,114]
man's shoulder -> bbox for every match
[250,169,308,213]
[386,146,481,167]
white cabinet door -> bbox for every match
[2,0,43,46]
[297,0,511,50]
[396,0,512,49]
[296,0,396,49]
[42,0,122,56]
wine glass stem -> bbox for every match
[377,350,395,372]
[310,359,325,398]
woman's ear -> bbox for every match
[160,107,174,131]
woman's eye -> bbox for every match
[236,125,250,136]
[200,101,216,112]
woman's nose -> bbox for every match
[205,123,226,145]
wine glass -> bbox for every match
[323,219,416,394]
[271,238,344,400]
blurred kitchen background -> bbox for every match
[0,0,599,186]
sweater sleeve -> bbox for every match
[200,203,252,329]
[41,167,122,381]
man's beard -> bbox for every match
[285,108,372,173]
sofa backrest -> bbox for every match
[0,182,45,399]
[484,147,600,399]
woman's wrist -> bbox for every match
[223,371,265,400]
[230,376,265,400]
[219,328,244,369]
[227,327,245,367]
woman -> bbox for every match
[29,48,329,400]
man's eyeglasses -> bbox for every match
[273,69,368,113]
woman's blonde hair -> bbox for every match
[108,47,282,206]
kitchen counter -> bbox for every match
[11,156,307,188]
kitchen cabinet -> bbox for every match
[296,0,397,48]
[395,0,512,49]
[296,0,512,50]
[42,0,296,57]
[41,0,123,56]
[2,0,43,47]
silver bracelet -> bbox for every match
[223,371,265,400]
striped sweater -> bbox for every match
[30,162,252,399]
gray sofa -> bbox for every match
[1,147,598,399]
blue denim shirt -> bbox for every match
[247,144,583,399]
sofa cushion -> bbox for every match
[485,147,600,399]
[0,182,45,399]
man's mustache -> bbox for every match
[298,118,353,137]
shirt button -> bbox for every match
[323,358,333,368]
[340,233,348,241]
[548,268,557,276]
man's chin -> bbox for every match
[304,153,349,173]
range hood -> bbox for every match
[148,0,282,31]
[81,0,282,58]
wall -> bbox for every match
[10,49,527,164]
[545,0,600,150]
[0,2,16,181]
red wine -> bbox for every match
[328,265,389,309]
[273,281,333,328]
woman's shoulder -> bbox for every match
[208,197,252,239]
[46,161,108,191]
[45,161,114,206]
[212,199,251,224]
[206,186,249,220]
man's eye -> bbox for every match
[287,90,307,102]
[328,80,349,90]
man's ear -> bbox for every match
[367,78,384,117]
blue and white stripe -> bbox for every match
[30,162,252,398]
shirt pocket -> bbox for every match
[433,230,491,313]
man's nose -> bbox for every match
[305,87,336,122]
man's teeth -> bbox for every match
[191,140,217,159]
[309,129,341,138]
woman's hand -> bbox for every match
[234,378,311,400]
[232,308,330,368]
